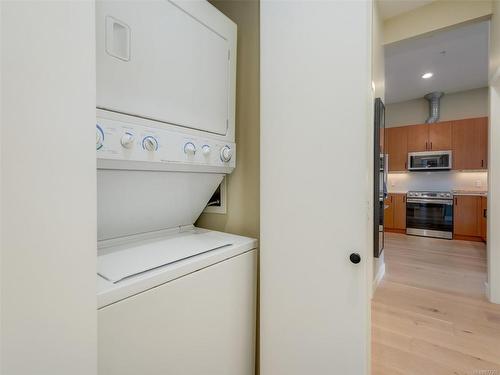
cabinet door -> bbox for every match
[387,127,408,171]
[429,121,452,151]
[384,195,394,229]
[476,117,488,169]
[393,194,406,230]
[407,124,429,152]
[452,118,487,170]
[453,195,480,237]
[480,196,487,241]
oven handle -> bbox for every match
[406,198,454,205]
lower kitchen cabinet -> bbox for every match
[385,193,406,232]
[384,196,394,229]
[453,195,486,242]
[480,196,487,242]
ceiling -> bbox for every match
[384,21,489,104]
[378,0,434,20]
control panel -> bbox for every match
[96,118,236,170]
[407,191,452,199]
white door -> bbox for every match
[260,1,373,374]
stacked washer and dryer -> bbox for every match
[95,1,257,374]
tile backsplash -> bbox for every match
[387,171,488,192]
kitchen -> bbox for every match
[372,14,497,372]
[382,21,489,244]
[385,113,488,242]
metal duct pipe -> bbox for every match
[424,91,444,124]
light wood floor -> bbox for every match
[372,233,500,375]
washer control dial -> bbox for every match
[184,142,196,155]
[202,145,211,156]
[121,132,135,149]
[220,146,233,162]
[96,124,104,150]
[142,136,158,152]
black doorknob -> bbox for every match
[350,253,361,264]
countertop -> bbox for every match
[387,190,487,196]
[452,190,488,196]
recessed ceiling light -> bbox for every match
[422,72,433,79]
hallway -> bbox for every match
[372,233,500,374]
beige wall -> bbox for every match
[386,87,488,127]
[196,0,260,240]
[384,0,492,45]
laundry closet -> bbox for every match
[95,2,257,374]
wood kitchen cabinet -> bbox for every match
[386,127,408,172]
[453,195,481,240]
[480,196,487,242]
[407,122,452,152]
[407,124,429,152]
[393,194,406,230]
[384,196,394,229]
[385,193,406,232]
[389,117,487,172]
[452,117,488,170]
[429,121,453,151]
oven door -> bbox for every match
[406,198,453,239]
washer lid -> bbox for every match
[97,231,232,283]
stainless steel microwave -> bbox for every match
[408,150,452,171]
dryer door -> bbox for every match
[96,1,236,136]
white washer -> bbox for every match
[95,2,256,374]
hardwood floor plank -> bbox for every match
[372,233,500,374]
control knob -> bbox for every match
[220,146,233,162]
[184,142,196,155]
[202,145,211,156]
[143,136,158,152]
[121,133,135,149]
[96,124,104,150]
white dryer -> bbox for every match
[95,2,256,374]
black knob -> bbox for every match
[350,253,361,264]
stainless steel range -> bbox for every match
[406,191,454,239]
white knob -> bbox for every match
[143,136,158,152]
[202,145,211,156]
[96,125,104,150]
[184,142,196,155]
[121,133,135,149]
[220,146,233,162]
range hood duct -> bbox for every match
[424,91,444,124]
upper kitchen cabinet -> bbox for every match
[386,126,408,171]
[407,124,429,152]
[452,117,488,170]
[429,121,452,151]
[407,122,452,152]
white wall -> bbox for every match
[388,171,488,193]
[488,0,500,304]
[386,87,489,127]
[383,0,493,45]
[260,1,372,374]
[1,2,97,374]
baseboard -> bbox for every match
[453,234,484,242]
[373,263,386,295]
[384,228,405,234]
